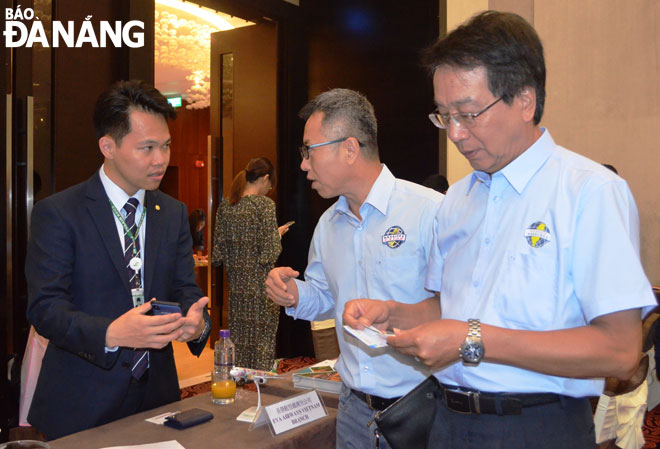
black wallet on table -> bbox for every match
[164,408,214,429]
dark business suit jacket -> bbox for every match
[25,172,210,439]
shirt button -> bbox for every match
[357,226,363,231]
[363,366,369,371]
[473,281,480,287]
[493,196,499,202]
[485,238,491,245]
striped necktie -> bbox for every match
[123,198,142,290]
[123,198,149,380]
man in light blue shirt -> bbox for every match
[265,88,442,449]
[343,11,656,449]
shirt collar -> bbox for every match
[99,164,146,210]
[333,164,394,218]
[468,128,554,194]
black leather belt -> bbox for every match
[351,389,401,411]
[439,383,561,415]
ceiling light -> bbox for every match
[155,0,234,30]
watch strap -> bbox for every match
[467,318,481,339]
[458,318,483,363]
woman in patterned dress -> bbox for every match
[211,158,291,370]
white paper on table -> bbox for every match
[145,411,179,425]
[237,406,260,423]
[101,441,185,449]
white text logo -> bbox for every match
[4,6,144,48]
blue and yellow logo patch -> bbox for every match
[382,226,407,249]
[524,221,551,248]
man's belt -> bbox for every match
[440,383,561,415]
[351,389,401,411]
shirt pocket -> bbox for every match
[373,250,425,302]
[494,244,559,330]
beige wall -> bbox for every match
[445,0,660,284]
[536,0,660,284]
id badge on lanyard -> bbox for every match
[129,256,144,307]
[109,199,146,308]
[132,287,145,307]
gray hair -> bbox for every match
[299,88,379,160]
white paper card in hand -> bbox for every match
[343,325,391,348]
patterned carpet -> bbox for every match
[644,406,660,448]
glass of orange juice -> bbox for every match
[212,377,236,405]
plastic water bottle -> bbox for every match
[212,329,236,405]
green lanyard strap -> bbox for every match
[109,200,146,257]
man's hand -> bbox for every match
[387,319,467,370]
[343,299,392,332]
[178,296,210,342]
[265,267,299,307]
[105,299,185,349]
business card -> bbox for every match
[343,325,393,348]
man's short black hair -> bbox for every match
[422,10,546,125]
[93,80,176,145]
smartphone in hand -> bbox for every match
[284,220,295,227]
[151,300,182,316]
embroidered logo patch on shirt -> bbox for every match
[382,225,407,248]
[524,221,551,248]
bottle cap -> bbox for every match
[219,329,230,338]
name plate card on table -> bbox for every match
[249,390,328,435]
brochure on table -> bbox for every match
[291,360,341,394]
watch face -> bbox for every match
[461,338,484,363]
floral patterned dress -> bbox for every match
[212,195,282,370]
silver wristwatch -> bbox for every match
[458,319,484,366]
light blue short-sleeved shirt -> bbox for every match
[425,129,656,397]
[288,164,443,397]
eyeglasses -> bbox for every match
[298,137,354,160]
[428,97,503,129]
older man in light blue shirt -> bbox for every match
[424,128,655,399]
[343,11,656,449]
[266,88,442,449]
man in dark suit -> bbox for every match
[25,80,211,439]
